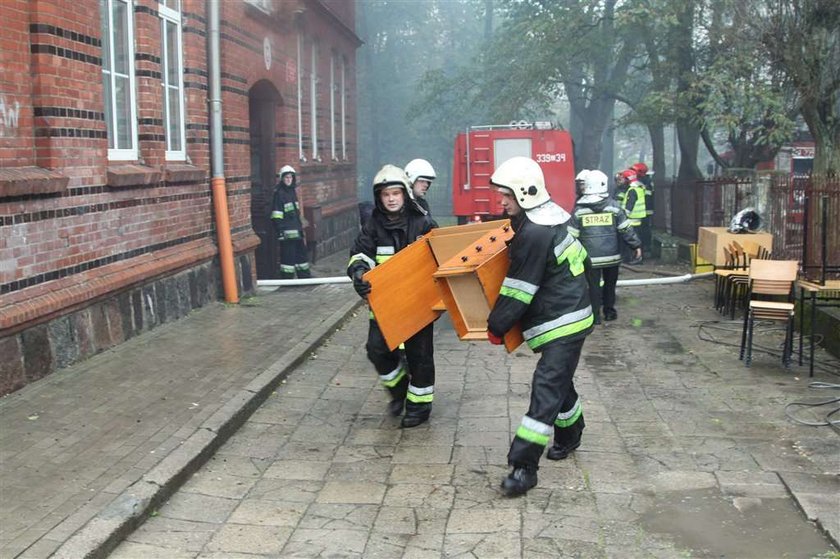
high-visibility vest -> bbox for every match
[624,183,647,222]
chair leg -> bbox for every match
[745,312,754,367]
[739,306,749,360]
[784,317,794,369]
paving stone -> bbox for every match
[316,481,387,504]
[204,524,292,555]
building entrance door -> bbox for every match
[249,81,282,278]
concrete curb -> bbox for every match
[51,298,362,559]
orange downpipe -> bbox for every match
[211,176,238,303]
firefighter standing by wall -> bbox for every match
[404,158,438,227]
[630,162,654,256]
[485,156,594,497]
[347,165,437,428]
[568,170,641,323]
[271,165,311,279]
[619,169,646,265]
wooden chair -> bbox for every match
[739,259,798,368]
[742,239,772,260]
[715,243,750,318]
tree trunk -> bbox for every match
[802,101,840,176]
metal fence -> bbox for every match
[657,173,839,281]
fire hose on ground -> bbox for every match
[256,272,715,288]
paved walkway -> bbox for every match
[103,268,838,558]
[0,254,359,559]
[2,259,838,558]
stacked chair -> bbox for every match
[739,259,799,368]
[714,241,751,318]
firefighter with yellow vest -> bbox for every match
[347,165,437,428]
[618,168,646,264]
[630,162,654,256]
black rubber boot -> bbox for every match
[500,466,538,497]
[387,398,404,417]
[400,401,430,428]
[603,308,618,321]
[547,416,585,461]
[387,374,408,417]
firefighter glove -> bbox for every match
[352,269,371,299]
[487,331,503,345]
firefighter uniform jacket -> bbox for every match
[487,215,594,351]
[270,182,304,240]
[347,205,435,277]
[567,198,641,268]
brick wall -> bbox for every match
[0,0,360,394]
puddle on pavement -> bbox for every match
[654,340,686,354]
[640,487,833,558]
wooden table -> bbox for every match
[697,227,773,266]
[797,279,840,377]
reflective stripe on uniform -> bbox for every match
[295,262,310,271]
[556,239,587,276]
[553,232,577,261]
[379,364,406,388]
[567,225,580,237]
[555,398,583,428]
[284,230,300,239]
[281,264,295,273]
[406,383,434,404]
[499,277,539,305]
[617,219,633,230]
[515,415,553,446]
[349,253,376,269]
[375,246,395,264]
[523,307,594,349]
[591,254,622,266]
[283,202,297,212]
[271,210,284,220]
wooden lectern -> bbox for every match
[433,224,524,353]
[364,221,512,351]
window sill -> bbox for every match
[0,166,69,198]
[106,164,162,188]
[165,163,206,184]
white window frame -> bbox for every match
[296,33,305,161]
[341,56,347,160]
[101,0,139,161]
[159,1,186,161]
[310,42,319,161]
[330,52,336,161]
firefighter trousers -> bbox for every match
[508,337,586,470]
[279,238,311,279]
[588,265,619,318]
[366,320,435,409]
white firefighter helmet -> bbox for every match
[373,164,411,197]
[277,164,296,178]
[490,156,549,210]
[405,158,436,186]
[491,157,569,225]
[578,170,609,204]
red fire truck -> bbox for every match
[452,121,576,223]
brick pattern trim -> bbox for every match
[0,231,260,335]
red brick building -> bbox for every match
[0,0,360,395]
